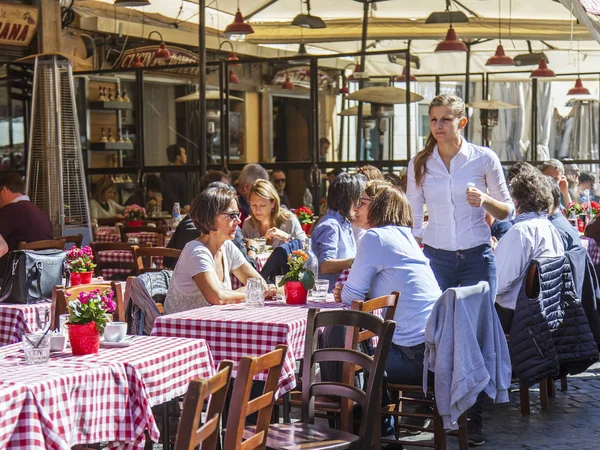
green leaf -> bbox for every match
[300,270,315,290]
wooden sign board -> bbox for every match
[0,2,39,47]
[270,66,330,90]
[115,45,200,77]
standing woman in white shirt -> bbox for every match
[407,94,514,298]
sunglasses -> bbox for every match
[274,178,286,184]
[220,211,242,220]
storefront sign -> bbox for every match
[270,66,330,90]
[115,45,199,76]
[0,3,39,47]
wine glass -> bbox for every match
[36,306,51,332]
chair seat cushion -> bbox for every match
[246,422,360,450]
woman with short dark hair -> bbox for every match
[164,185,272,313]
[310,173,364,291]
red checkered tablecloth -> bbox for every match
[231,252,271,289]
[98,250,164,279]
[152,301,339,398]
[582,236,600,265]
[0,335,214,449]
[336,268,350,285]
[0,304,41,347]
[95,231,163,246]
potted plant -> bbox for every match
[277,250,315,304]
[124,204,146,227]
[66,246,96,286]
[295,206,315,236]
[66,288,116,355]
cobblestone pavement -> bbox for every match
[401,362,600,450]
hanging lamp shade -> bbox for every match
[224,9,254,40]
[339,84,349,95]
[228,52,240,67]
[486,44,514,66]
[530,58,556,78]
[292,13,326,29]
[567,78,590,96]
[435,26,467,53]
[132,55,144,68]
[348,63,369,82]
[154,42,171,60]
[114,0,150,6]
[282,76,294,90]
[396,67,417,82]
[229,69,240,84]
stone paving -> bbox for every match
[402,362,600,450]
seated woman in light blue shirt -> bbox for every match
[311,173,365,292]
[336,182,442,385]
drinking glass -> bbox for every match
[255,238,267,254]
[313,279,329,301]
[246,278,264,307]
[59,313,70,342]
[275,275,285,302]
[36,306,51,332]
[22,332,50,364]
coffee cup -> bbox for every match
[50,334,66,352]
[103,322,128,342]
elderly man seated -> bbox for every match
[494,172,564,332]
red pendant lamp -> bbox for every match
[435,26,467,53]
[568,78,590,96]
[530,58,555,78]
[486,44,514,66]
[224,7,255,41]
[396,67,417,82]
[132,56,144,68]
[282,75,294,90]
[148,31,171,61]
[229,69,240,84]
[348,63,369,82]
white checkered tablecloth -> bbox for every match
[581,236,600,265]
[0,335,214,450]
[152,301,339,398]
[336,268,350,285]
[0,304,40,347]
[231,252,271,289]
[98,250,164,279]
[95,231,162,246]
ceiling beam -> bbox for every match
[246,0,281,20]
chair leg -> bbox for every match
[560,375,568,392]
[519,383,530,416]
[458,413,468,450]
[433,400,447,450]
[547,376,556,398]
[162,401,170,450]
[539,378,549,409]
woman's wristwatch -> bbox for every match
[248,245,258,254]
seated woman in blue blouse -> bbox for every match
[311,173,365,292]
[337,181,442,386]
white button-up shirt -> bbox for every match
[407,139,514,252]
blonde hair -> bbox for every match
[368,183,414,228]
[248,179,292,228]
[93,176,115,203]
[413,94,466,186]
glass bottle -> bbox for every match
[108,128,115,142]
[569,211,578,229]
[115,90,123,102]
[100,127,107,142]
[107,88,113,101]
[304,238,319,279]
[98,86,106,101]
[123,128,131,143]
[172,202,181,223]
[117,130,123,142]
[122,90,130,102]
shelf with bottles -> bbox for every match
[89,127,133,151]
[89,85,133,111]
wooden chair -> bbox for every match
[174,360,234,450]
[52,281,125,329]
[223,345,288,450]
[57,234,83,249]
[133,247,181,274]
[18,239,66,251]
[261,308,395,450]
[90,242,140,279]
[120,226,165,246]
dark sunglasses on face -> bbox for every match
[274,178,286,184]
[221,211,242,220]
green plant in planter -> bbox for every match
[278,250,315,290]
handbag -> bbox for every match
[0,249,67,304]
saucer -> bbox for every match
[100,340,131,348]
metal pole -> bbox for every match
[224,61,231,170]
[405,48,412,162]
[199,0,207,175]
[356,0,369,162]
[435,75,441,96]
[338,74,346,162]
[464,43,471,140]
[218,61,226,166]
[309,57,320,214]
[135,69,145,169]
[532,77,538,161]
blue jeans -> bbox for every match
[423,244,497,299]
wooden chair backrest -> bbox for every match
[223,345,288,450]
[90,243,139,277]
[133,247,181,274]
[57,234,83,249]
[349,292,399,347]
[301,308,395,442]
[120,226,165,246]
[52,281,124,329]
[174,360,234,450]
[18,239,66,251]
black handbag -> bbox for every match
[0,249,67,304]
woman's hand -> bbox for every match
[466,187,488,208]
[333,283,343,303]
[265,227,290,242]
[264,283,277,300]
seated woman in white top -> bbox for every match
[494,172,564,331]
[242,179,306,248]
[165,184,274,314]
[89,176,125,220]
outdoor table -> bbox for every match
[581,236,600,264]
[231,252,271,289]
[151,300,339,397]
[0,335,215,449]
[0,304,41,347]
[97,249,164,279]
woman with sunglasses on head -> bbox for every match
[165,185,274,314]
[242,179,306,248]
[407,94,513,446]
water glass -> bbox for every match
[36,306,50,332]
[313,279,329,301]
[246,277,265,307]
[59,314,70,341]
[275,275,285,302]
[22,332,50,365]
[255,238,267,254]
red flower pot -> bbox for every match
[70,271,93,286]
[127,220,143,227]
[285,281,308,305]
[301,223,312,236]
[68,322,100,355]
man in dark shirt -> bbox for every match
[271,169,290,208]
[0,172,53,274]
[161,145,189,213]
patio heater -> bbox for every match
[25,55,92,242]
[468,99,518,147]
